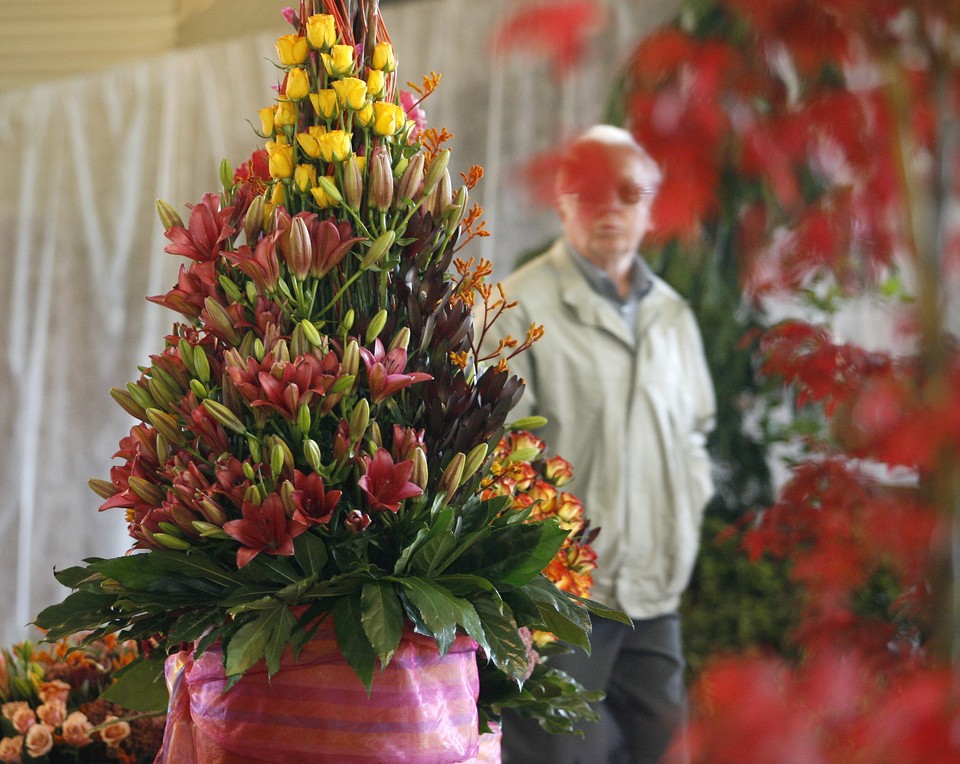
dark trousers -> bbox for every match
[501,613,687,764]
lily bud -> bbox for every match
[365,308,389,344]
[338,308,355,336]
[219,158,233,192]
[438,452,466,503]
[411,446,429,489]
[218,274,243,303]
[349,399,370,442]
[244,194,265,244]
[270,441,286,478]
[343,154,363,210]
[154,533,193,551]
[462,442,489,482]
[88,478,117,500]
[128,476,165,505]
[329,374,355,394]
[267,435,295,475]
[110,387,147,421]
[203,297,241,345]
[444,186,469,236]
[192,521,231,539]
[199,498,229,526]
[388,326,410,352]
[422,149,450,196]
[395,151,425,207]
[242,463,257,483]
[369,421,383,449]
[315,174,343,206]
[342,339,360,377]
[297,404,312,438]
[145,408,186,447]
[303,438,323,472]
[359,229,396,270]
[247,435,262,463]
[203,399,248,434]
[125,382,157,412]
[194,346,211,383]
[368,146,394,212]
[286,215,312,280]
[189,379,208,399]
[507,415,549,431]
[426,168,452,219]
[300,319,323,348]
[156,199,184,230]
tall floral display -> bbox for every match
[35,2,620,762]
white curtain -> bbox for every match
[0,0,674,644]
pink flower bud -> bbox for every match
[367,145,394,212]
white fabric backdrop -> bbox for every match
[0,0,676,644]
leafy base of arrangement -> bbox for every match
[34,0,627,738]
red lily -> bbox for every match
[223,493,307,568]
[223,231,282,293]
[359,339,432,403]
[357,449,423,513]
[291,470,341,526]
[163,192,236,262]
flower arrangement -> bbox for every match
[35,0,623,738]
[0,636,164,764]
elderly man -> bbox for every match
[495,125,716,763]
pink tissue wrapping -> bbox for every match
[154,623,480,764]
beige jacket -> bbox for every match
[491,240,715,619]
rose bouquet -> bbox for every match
[34,0,623,746]
[0,637,164,764]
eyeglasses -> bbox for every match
[560,182,658,207]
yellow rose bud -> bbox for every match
[276,34,309,66]
[310,89,339,120]
[372,101,405,137]
[371,42,397,72]
[306,13,337,50]
[322,45,356,77]
[310,176,341,209]
[366,69,386,97]
[317,129,352,162]
[355,102,374,128]
[266,182,286,218]
[332,77,368,111]
[266,140,294,179]
[274,98,297,127]
[296,126,326,159]
[294,163,317,193]
[285,67,311,101]
[258,106,276,136]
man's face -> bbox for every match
[555,143,658,268]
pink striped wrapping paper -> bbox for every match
[154,623,481,763]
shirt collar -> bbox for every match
[566,244,653,306]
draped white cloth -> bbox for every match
[0,0,674,644]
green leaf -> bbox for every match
[473,595,529,682]
[333,593,377,693]
[398,577,459,655]
[360,581,403,666]
[240,555,300,584]
[449,521,567,587]
[34,590,119,637]
[520,577,592,652]
[168,609,224,645]
[294,532,328,577]
[100,654,169,713]
[53,565,102,589]
[225,604,293,679]
[149,550,236,589]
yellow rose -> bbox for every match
[276,34,309,66]
[266,182,286,218]
[366,69,386,97]
[294,163,318,193]
[317,129,353,163]
[355,102,374,128]
[372,101,405,137]
[306,14,337,50]
[296,126,326,159]
[332,77,368,111]
[274,98,297,127]
[266,140,294,179]
[257,106,276,136]
[310,89,339,120]
[285,67,310,100]
[371,42,397,72]
[311,177,341,209]
[322,45,356,77]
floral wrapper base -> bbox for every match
[154,624,480,764]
